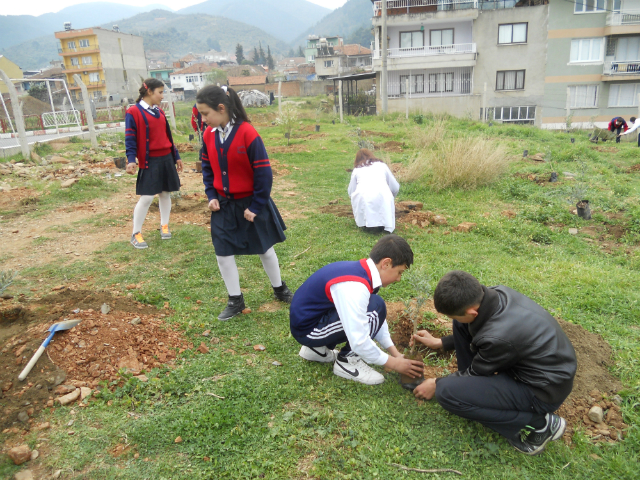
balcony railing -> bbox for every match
[373,43,476,59]
[607,10,640,26]
[605,61,640,74]
[58,43,100,54]
[63,62,103,71]
[373,0,478,16]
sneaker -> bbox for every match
[161,224,171,240]
[273,281,294,303]
[131,232,148,249]
[333,354,385,385]
[507,414,566,456]
[299,345,337,363]
[218,294,245,321]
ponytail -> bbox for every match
[136,78,164,103]
[196,85,250,124]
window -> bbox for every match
[496,70,525,90]
[615,37,640,61]
[574,0,605,13]
[494,106,536,124]
[82,56,92,65]
[400,31,424,49]
[608,83,640,106]
[89,72,100,83]
[498,23,527,44]
[70,57,79,66]
[430,29,454,46]
[399,74,425,94]
[429,72,454,93]
[79,39,90,47]
[67,41,76,49]
[324,60,334,68]
[569,85,599,108]
[570,38,603,62]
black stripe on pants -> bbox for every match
[435,320,563,441]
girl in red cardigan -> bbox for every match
[125,78,183,249]
[196,85,293,320]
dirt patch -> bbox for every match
[258,302,282,313]
[319,200,447,229]
[267,144,313,154]
[590,145,619,153]
[377,141,406,153]
[362,130,395,138]
[175,143,196,153]
[319,204,353,218]
[0,289,188,431]
[270,158,290,177]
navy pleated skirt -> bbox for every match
[136,153,181,195]
[210,196,286,256]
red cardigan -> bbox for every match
[125,104,180,169]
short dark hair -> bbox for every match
[433,271,484,316]
[631,117,637,123]
[369,234,413,267]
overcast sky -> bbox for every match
[2,0,349,17]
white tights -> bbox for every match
[132,192,171,235]
[216,247,282,296]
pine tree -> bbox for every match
[235,44,244,64]
[287,48,295,57]
[253,47,260,64]
[298,45,304,57]
[267,45,275,71]
[258,42,266,65]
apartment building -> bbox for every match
[543,0,640,128]
[371,0,548,125]
[316,44,373,79]
[305,35,343,64]
[0,55,24,94]
[54,25,147,102]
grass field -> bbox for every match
[1,98,639,479]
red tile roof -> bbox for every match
[336,44,371,56]
[228,75,267,86]
[172,63,216,75]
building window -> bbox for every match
[574,0,605,13]
[608,83,640,106]
[569,85,599,108]
[430,29,454,46]
[494,106,536,124]
[89,72,100,83]
[82,56,92,65]
[498,23,527,44]
[399,74,425,94]
[615,37,640,61]
[496,70,525,90]
[79,39,90,47]
[428,72,454,93]
[570,38,604,63]
[67,41,76,49]
[400,31,424,49]
[324,60,334,68]
[70,57,79,66]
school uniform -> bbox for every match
[348,162,399,233]
[125,101,181,195]
[290,258,393,366]
[201,120,286,256]
[608,117,628,143]
[191,104,207,133]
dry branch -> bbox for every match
[389,463,462,476]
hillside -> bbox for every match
[0,10,289,71]
[292,0,373,48]
[0,3,172,51]
[178,0,331,43]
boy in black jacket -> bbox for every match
[413,271,577,456]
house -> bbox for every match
[228,75,268,92]
[203,50,236,64]
[170,63,216,94]
[54,24,147,102]
[275,57,307,72]
[316,44,372,79]
[173,53,205,69]
[305,35,343,64]
[0,55,24,94]
[149,67,174,87]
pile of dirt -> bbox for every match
[590,145,618,153]
[386,303,626,444]
[0,289,189,431]
[319,200,448,228]
[377,141,405,153]
[0,96,52,119]
[175,143,196,153]
[270,158,290,177]
[319,204,353,218]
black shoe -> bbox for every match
[273,281,294,303]
[218,294,245,321]
[507,414,566,456]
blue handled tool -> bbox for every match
[18,319,81,381]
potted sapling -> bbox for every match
[315,107,321,132]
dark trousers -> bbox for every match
[435,320,564,440]
[613,126,623,143]
[295,294,386,357]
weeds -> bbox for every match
[0,270,16,295]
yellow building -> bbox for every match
[55,26,147,102]
[0,55,24,94]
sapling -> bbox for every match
[276,103,298,146]
[0,270,16,296]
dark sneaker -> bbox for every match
[273,281,294,303]
[218,294,245,321]
[131,232,148,249]
[507,414,566,456]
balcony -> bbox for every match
[69,80,106,90]
[603,60,640,80]
[372,0,478,16]
[373,42,475,59]
[62,62,103,74]
[58,43,100,56]
[373,43,477,70]
[607,10,640,26]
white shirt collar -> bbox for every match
[139,100,158,112]
[217,119,235,142]
[366,258,382,289]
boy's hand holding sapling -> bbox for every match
[385,345,424,377]
[412,330,443,350]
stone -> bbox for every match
[134,374,148,382]
[130,317,141,325]
[174,436,183,443]
[454,222,477,233]
[52,470,62,479]
[272,361,282,366]
[60,178,78,188]
[2,381,13,392]
[56,388,80,405]
[55,385,76,395]
[30,450,39,461]
[35,422,50,430]
[80,387,92,400]
[17,411,29,423]
[118,356,141,373]
[432,215,447,225]
[51,156,69,164]
[7,445,31,465]
[568,228,578,235]
[202,330,210,336]
[15,344,27,357]
[588,405,604,424]
[77,340,86,348]
[253,344,266,351]
[242,308,252,314]
[613,394,623,405]
[198,343,210,354]
[14,471,34,480]
[101,303,111,314]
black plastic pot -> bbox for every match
[315,125,320,132]
[188,134,194,141]
[523,149,529,157]
[284,132,290,139]
[196,161,202,173]
[113,157,126,169]
[576,200,591,220]
[549,172,558,182]
[571,138,575,143]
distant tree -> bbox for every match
[298,45,304,57]
[28,84,48,103]
[241,59,255,66]
[258,42,266,64]
[235,43,244,64]
[253,47,260,64]
[267,46,275,71]
[205,68,228,86]
[287,48,295,57]
[207,38,221,51]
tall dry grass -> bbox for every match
[411,118,449,149]
[400,137,510,191]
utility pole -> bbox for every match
[278,81,282,117]
[566,86,571,130]
[0,68,29,159]
[405,78,409,119]
[73,74,98,148]
[381,1,388,115]
[339,80,344,123]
